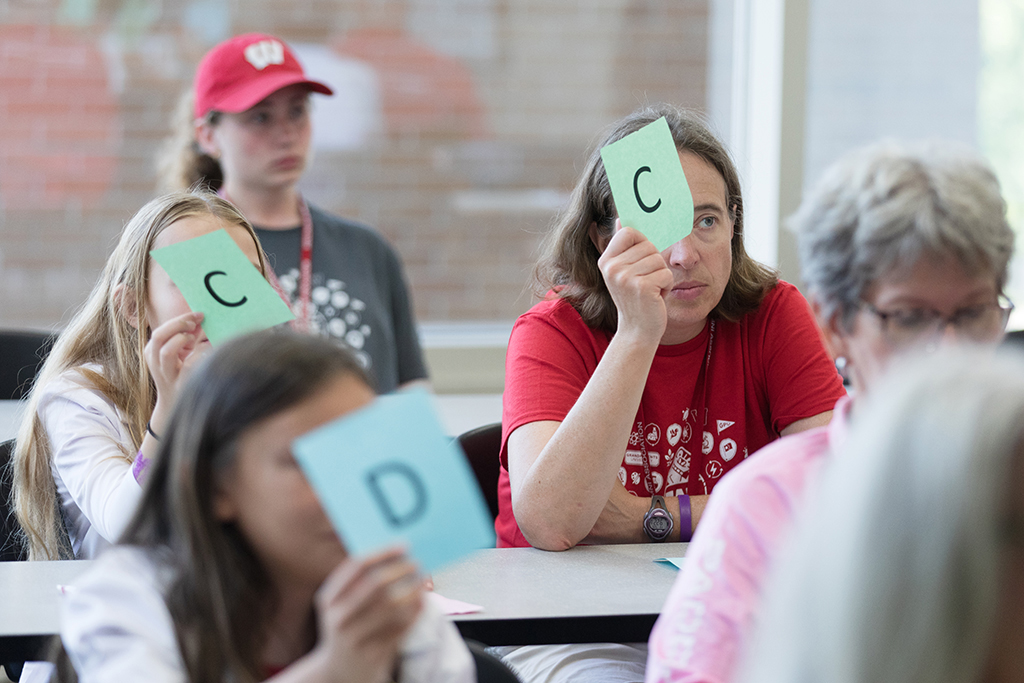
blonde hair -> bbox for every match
[737,347,1024,683]
[155,90,224,193]
[13,190,266,560]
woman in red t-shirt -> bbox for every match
[499,104,845,553]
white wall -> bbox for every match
[802,0,978,189]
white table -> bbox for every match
[0,543,686,659]
[434,542,687,645]
[0,560,90,662]
[0,401,24,444]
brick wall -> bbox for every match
[0,0,708,328]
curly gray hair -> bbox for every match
[790,141,1014,327]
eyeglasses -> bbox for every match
[859,296,1015,347]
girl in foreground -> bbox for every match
[60,331,474,683]
[737,348,1024,683]
[13,190,266,560]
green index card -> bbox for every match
[150,229,294,346]
[599,116,694,252]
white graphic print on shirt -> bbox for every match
[624,408,739,497]
[278,268,373,369]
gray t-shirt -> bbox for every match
[254,205,427,393]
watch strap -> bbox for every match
[678,494,692,542]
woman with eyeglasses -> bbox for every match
[646,140,1015,683]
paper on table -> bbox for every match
[150,229,294,346]
[432,593,484,616]
[599,116,694,252]
[654,557,686,570]
[292,389,496,574]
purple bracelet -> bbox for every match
[132,450,151,485]
[678,494,692,542]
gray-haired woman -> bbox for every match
[646,140,1015,683]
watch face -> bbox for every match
[649,516,671,532]
[644,508,673,540]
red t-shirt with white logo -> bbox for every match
[495,280,845,548]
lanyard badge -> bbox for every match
[637,319,716,542]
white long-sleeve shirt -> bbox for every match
[36,366,143,558]
[62,546,476,683]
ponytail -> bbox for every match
[155,89,223,193]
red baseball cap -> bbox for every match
[193,33,333,119]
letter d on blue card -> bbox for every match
[599,116,695,252]
[366,462,428,527]
[292,389,495,573]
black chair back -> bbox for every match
[456,422,502,521]
[1,439,26,561]
[0,330,57,401]
[1003,329,1024,349]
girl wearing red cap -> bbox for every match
[158,33,428,394]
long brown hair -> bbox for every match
[534,103,778,332]
[13,190,267,560]
[121,331,371,683]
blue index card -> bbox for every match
[655,557,686,570]
[292,389,496,574]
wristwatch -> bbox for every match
[643,495,674,542]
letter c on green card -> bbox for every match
[204,270,248,308]
[633,166,662,213]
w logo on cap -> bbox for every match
[244,40,285,70]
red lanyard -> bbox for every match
[292,197,314,331]
[219,189,314,332]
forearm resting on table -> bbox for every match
[584,485,709,545]
[510,419,626,551]
[509,333,659,550]
[513,431,711,548]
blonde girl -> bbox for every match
[13,189,267,560]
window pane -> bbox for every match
[0,1,712,328]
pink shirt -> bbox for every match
[645,396,852,683]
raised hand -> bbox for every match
[144,311,207,434]
[598,221,673,343]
